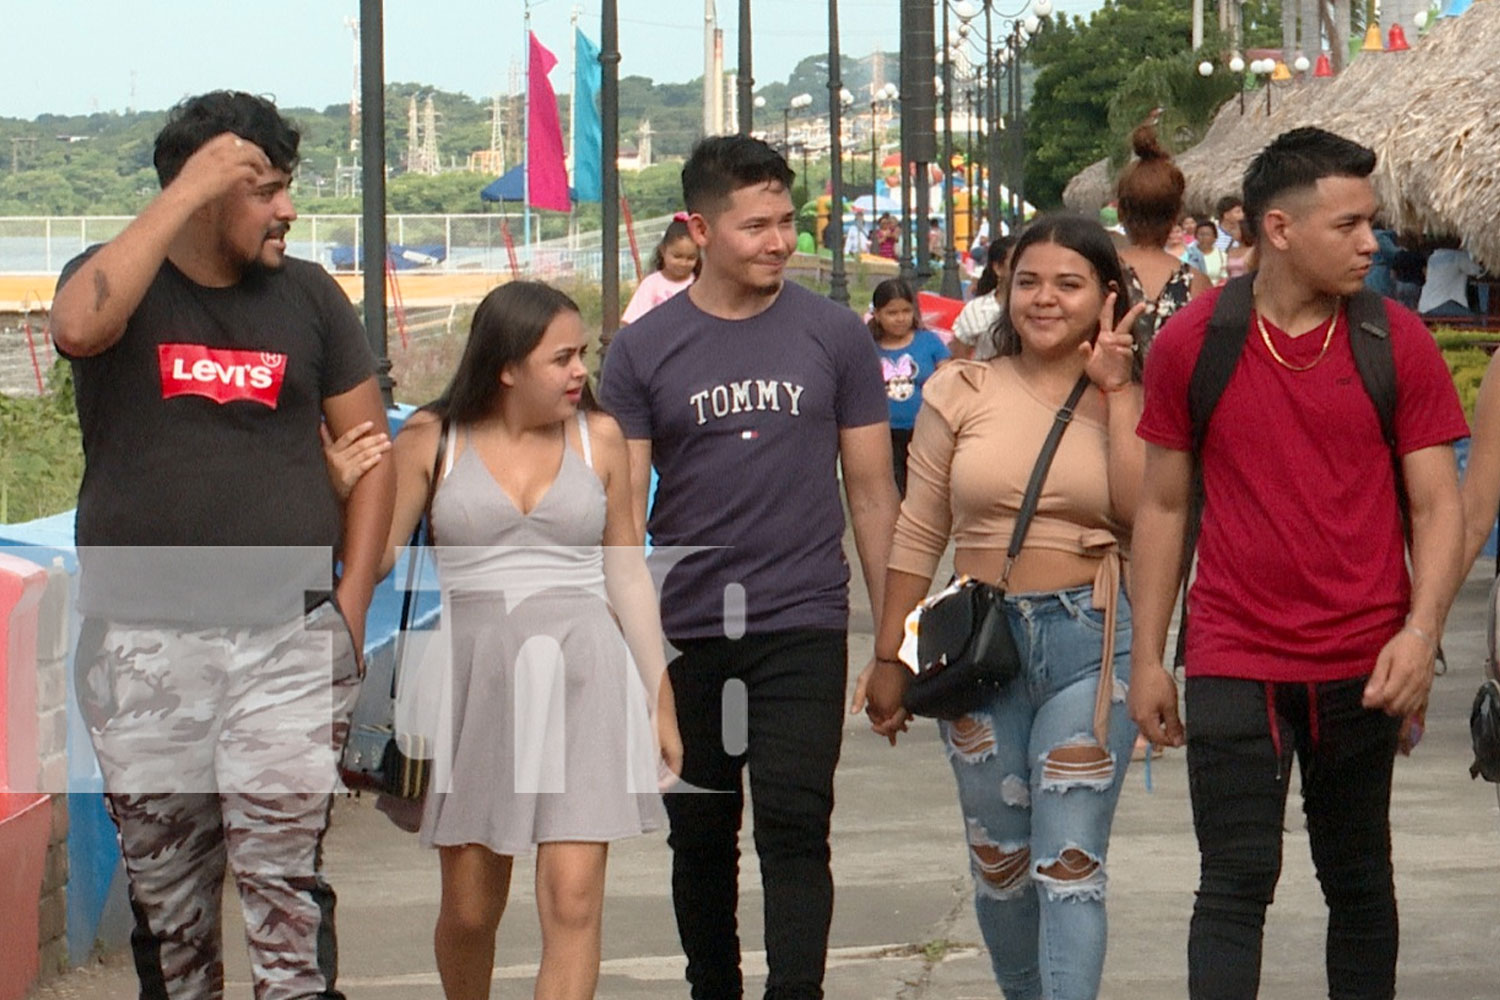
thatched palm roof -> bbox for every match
[1065,2,1500,268]
[1062,158,1112,214]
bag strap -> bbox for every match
[1174,275,1255,668]
[1000,374,1092,590]
[1346,289,1407,537]
[393,416,450,696]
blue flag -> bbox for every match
[573,29,603,203]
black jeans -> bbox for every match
[665,629,848,1000]
[1185,675,1401,1000]
[890,427,913,498]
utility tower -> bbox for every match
[344,16,361,152]
[422,95,440,173]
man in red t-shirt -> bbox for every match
[1129,128,1468,999]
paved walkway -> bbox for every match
[33,559,1500,999]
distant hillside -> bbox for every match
[0,54,897,220]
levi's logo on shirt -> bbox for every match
[157,343,287,409]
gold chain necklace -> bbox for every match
[1256,299,1342,373]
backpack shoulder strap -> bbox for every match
[1174,275,1255,671]
[1346,288,1396,450]
[1188,274,1257,453]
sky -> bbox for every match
[6,0,1104,120]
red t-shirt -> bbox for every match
[1138,288,1469,682]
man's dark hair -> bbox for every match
[1214,194,1243,221]
[153,91,301,188]
[1241,127,1376,244]
[681,135,795,216]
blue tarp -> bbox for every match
[480,163,577,204]
[328,244,447,271]
[480,165,525,202]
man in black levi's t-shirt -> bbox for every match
[601,136,900,1000]
[50,92,394,1000]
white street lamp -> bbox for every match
[1198,60,1214,77]
[1033,0,1054,17]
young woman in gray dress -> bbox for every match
[331,280,681,1000]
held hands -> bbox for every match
[655,676,685,788]
[849,657,912,746]
[169,132,275,208]
[1080,290,1147,392]
[1127,660,1184,748]
[1363,625,1438,718]
[321,421,391,501]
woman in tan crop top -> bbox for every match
[853,215,1147,1000]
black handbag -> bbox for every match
[340,417,448,801]
[904,375,1091,721]
[1471,575,1500,782]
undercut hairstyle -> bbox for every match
[993,214,1141,380]
[153,91,301,188]
[429,281,583,424]
[1115,125,1185,249]
[1241,127,1377,244]
[681,135,795,217]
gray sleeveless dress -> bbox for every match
[419,413,663,854]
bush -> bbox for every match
[0,360,84,523]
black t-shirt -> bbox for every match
[58,250,375,624]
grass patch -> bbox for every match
[919,938,967,964]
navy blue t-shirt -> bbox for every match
[600,281,888,641]
[878,329,950,431]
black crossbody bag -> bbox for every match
[340,418,449,800]
[904,375,1091,721]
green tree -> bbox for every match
[1024,0,1284,207]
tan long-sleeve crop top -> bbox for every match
[888,358,1128,580]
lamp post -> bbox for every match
[870,82,897,203]
[599,0,622,354]
[358,0,391,403]
[989,0,1050,235]
[783,92,812,156]
[738,0,754,133]
[939,1,961,296]
[1252,57,1273,113]
[828,0,851,306]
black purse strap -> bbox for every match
[393,416,450,696]
[1000,374,1092,590]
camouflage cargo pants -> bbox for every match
[77,600,361,1000]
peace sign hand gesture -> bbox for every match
[1079,289,1147,392]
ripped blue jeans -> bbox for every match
[939,584,1136,1000]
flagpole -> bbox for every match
[524,0,533,251]
[568,5,580,251]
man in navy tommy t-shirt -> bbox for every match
[601,136,899,1000]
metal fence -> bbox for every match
[0,214,669,281]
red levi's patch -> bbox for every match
[158,344,287,408]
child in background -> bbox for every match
[622,213,700,324]
[869,278,949,495]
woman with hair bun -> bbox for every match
[1116,125,1209,356]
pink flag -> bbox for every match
[527,32,570,212]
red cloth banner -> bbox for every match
[527,32,571,212]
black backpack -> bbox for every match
[1176,274,1401,668]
